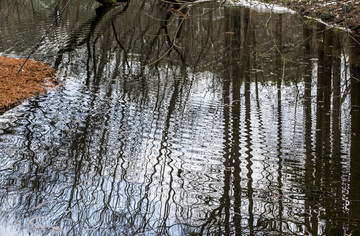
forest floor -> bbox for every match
[0,56,56,114]
[245,0,360,33]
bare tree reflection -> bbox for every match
[329,30,344,235]
[1,1,360,235]
[349,34,360,236]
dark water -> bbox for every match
[0,0,360,235]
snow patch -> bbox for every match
[222,0,296,14]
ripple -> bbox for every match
[0,0,358,235]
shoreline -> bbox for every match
[225,0,360,34]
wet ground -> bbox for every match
[0,0,360,235]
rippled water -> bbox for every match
[0,0,360,235]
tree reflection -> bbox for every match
[329,29,343,235]
[1,0,360,235]
[302,23,314,235]
[349,34,360,236]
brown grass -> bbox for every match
[0,56,56,114]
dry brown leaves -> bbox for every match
[0,56,56,113]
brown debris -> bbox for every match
[261,0,360,33]
[292,0,360,32]
[0,56,56,114]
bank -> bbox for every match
[229,0,360,33]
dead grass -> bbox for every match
[0,56,56,114]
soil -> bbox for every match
[260,0,360,33]
[0,56,56,114]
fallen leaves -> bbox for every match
[0,56,56,113]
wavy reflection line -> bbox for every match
[329,30,344,234]
[349,34,360,236]
[275,14,284,235]
[302,23,316,236]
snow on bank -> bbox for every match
[213,0,351,32]
[222,0,296,14]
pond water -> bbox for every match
[0,0,360,235]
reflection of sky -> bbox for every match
[0,48,355,236]
[0,69,226,234]
[0,63,331,234]
[0,220,30,236]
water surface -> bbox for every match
[0,0,360,235]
